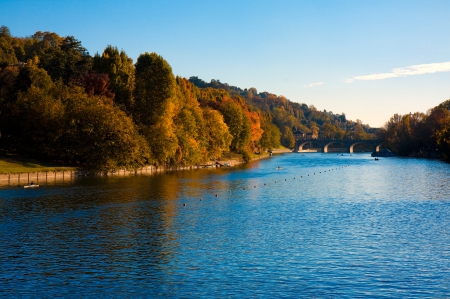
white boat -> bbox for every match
[24,184,39,188]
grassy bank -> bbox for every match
[0,147,292,174]
[0,153,77,174]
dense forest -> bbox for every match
[0,26,448,170]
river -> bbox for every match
[1,153,449,298]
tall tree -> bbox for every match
[202,107,232,159]
[92,46,135,112]
[0,26,18,66]
[172,77,208,164]
[134,52,175,126]
[29,32,92,83]
[134,52,178,164]
[219,99,251,152]
[281,126,295,148]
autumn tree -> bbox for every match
[281,126,295,148]
[219,98,251,152]
[57,84,149,170]
[0,65,54,151]
[134,52,178,164]
[202,107,232,159]
[72,72,115,104]
[92,46,135,112]
[26,32,92,83]
[172,77,208,164]
[259,119,281,150]
[0,26,18,66]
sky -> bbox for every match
[2,0,450,127]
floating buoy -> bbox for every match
[254,185,256,188]
[243,187,246,190]
[183,203,186,206]
[215,193,218,197]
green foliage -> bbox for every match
[134,52,179,165]
[26,32,91,83]
[0,36,18,66]
[321,123,344,140]
[61,90,149,171]
[219,99,251,151]
[281,126,295,148]
[92,45,135,112]
[381,107,450,159]
[172,77,208,164]
[134,52,175,125]
[202,107,232,158]
[436,126,450,160]
[260,121,281,150]
[2,27,398,171]
[0,26,21,67]
[0,65,148,170]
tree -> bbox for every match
[134,52,178,164]
[281,126,295,148]
[202,107,232,159]
[134,52,175,126]
[29,32,92,83]
[246,110,263,151]
[0,26,18,66]
[260,121,281,150]
[172,77,208,164]
[435,123,450,161]
[219,99,251,152]
[321,123,336,139]
[353,122,367,140]
[72,72,115,103]
[51,83,149,170]
[382,113,424,155]
[0,65,55,151]
[92,45,135,112]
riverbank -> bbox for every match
[0,148,292,187]
[0,153,77,174]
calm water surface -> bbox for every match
[1,153,450,298]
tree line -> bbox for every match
[381,101,450,161]
[1,25,416,171]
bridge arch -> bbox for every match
[374,143,382,152]
[323,141,347,153]
[297,141,322,152]
[349,141,382,153]
[295,139,383,153]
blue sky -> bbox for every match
[2,0,450,127]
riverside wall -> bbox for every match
[0,159,246,187]
[0,149,294,187]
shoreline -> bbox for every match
[0,149,292,187]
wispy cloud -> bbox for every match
[346,61,450,83]
[304,82,323,88]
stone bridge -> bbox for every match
[295,139,383,153]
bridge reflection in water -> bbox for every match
[295,139,383,153]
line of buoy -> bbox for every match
[183,163,353,207]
